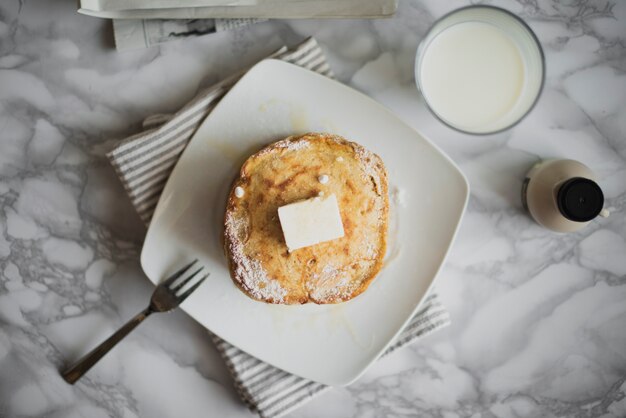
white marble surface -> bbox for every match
[1,0,625,417]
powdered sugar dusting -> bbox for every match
[225,211,287,302]
[364,239,378,259]
[276,138,310,151]
[353,144,383,196]
[254,137,310,158]
[308,264,355,301]
[349,143,387,230]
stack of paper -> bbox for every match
[79,0,397,50]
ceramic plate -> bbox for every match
[141,59,469,386]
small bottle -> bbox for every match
[522,159,609,232]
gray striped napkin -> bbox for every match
[107,37,451,418]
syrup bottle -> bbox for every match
[522,159,609,232]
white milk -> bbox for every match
[419,21,526,132]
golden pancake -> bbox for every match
[223,132,388,304]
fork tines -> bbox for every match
[162,259,208,301]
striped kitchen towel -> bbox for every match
[107,37,451,418]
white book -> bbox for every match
[81,0,257,12]
[79,0,397,19]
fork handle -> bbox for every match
[62,307,153,384]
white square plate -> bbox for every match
[141,59,469,386]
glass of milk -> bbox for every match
[415,6,544,135]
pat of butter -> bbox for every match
[278,194,345,252]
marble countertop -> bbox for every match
[1,0,625,417]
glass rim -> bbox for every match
[415,4,546,136]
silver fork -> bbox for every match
[61,260,208,384]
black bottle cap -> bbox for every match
[557,177,604,222]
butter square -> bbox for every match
[278,194,345,252]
